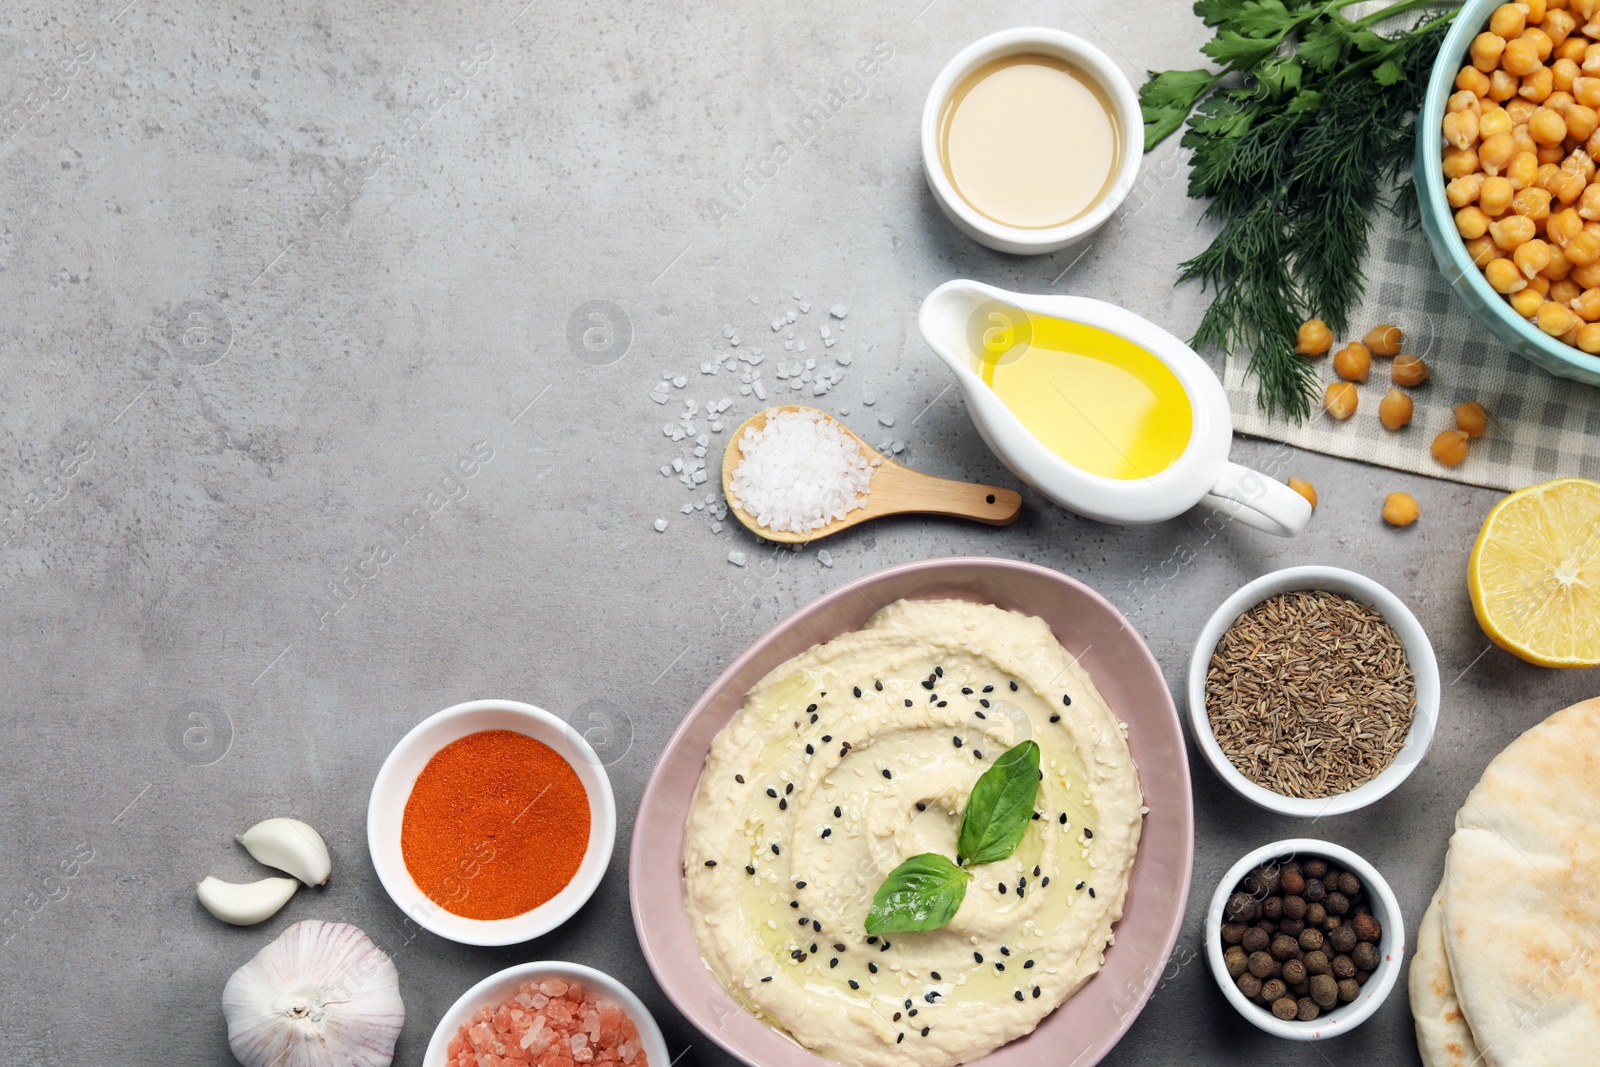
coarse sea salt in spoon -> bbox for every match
[721,405,1021,543]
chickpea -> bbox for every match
[1585,43,1600,73]
[1363,324,1403,357]
[1379,388,1415,430]
[1531,105,1568,143]
[1444,109,1482,149]
[1546,7,1578,45]
[1507,96,1539,124]
[1547,90,1576,113]
[1578,182,1600,218]
[1491,67,1521,100]
[1507,150,1541,189]
[1393,353,1431,386]
[1466,233,1502,265]
[1529,272,1553,295]
[1455,402,1490,438]
[1443,145,1482,179]
[1479,130,1517,173]
[1522,65,1556,102]
[1458,65,1493,95]
[1537,298,1582,334]
[1558,35,1590,64]
[1382,492,1422,527]
[1545,251,1576,281]
[1295,318,1333,357]
[1536,161,1563,189]
[1481,105,1515,139]
[1492,213,1538,248]
[1522,27,1554,62]
[1287,477,1318,509]
[1449,88,1484,115]
[1577,75,1600,105]
[1448,173,1487,208]
[1490,2,1527,36]
[1538,142,1568,165]
[1549,206,1585,244]
[1578,321,1600,351]
[1553,168,1590,204]
[1553,276,1583,302]
[1554,56,1582,91]
[1512,183,1553,218]
[1431,430,1472,467]
[1323,381,1359,420]
[1565,147,1597,181]
[1569,104,1600,141]
[1572,259,1600,287]
[1514,285,1550,316]
[1572,285,1600,320]
[1474,30,1510,71]
[1523,0,1545,24]
[1569,228,1600,265]
[1333,341,1372,382]
[1503,36,1542,76]
[1516,236,1554,276]
[1488,256,1530,292]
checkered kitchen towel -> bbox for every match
[1223,219,1600,492]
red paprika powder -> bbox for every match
[401,729,591,920]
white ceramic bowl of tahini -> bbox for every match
[1205,838,1405,1040]
[1186,566,1439,818]
[920,27,1142,255]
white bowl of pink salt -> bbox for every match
[426,961,669,1067]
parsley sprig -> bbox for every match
[1141,0,1460,420]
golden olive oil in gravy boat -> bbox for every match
[918,280,1311,536]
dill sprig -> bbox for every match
[1141,0,1459,421]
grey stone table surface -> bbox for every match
[1,0,1595,1064]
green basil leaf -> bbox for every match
[864,853,970,934]
[957,740,1041,867]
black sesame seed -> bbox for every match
[983,685,994,693]
[1076,881,1085,890]
[1019,876,1027,888]
[974,750,983,759]
[998,883,1007,894]
[962,687,973,695]
[1014,990,1024,1002]
[916,802,927,811]
[840,746,849,758]
[867,936,878,945]
[810,713,818,724]
[813,922,821,933]
[1033,866,1041,877]
[923,992,937,1003]
[1032,986,1041,998]
[834,806,842,818]
[869,962,878,973]
[1010,681,1019,691]
[921,1027,930,1037]
[935,666,944,677]
[1017,887,1025,899]
[822,735,832,742]
[791,950,803,959]
[904,699,913,708]
[807,703,818,713]
[790,901,799,909]
[745,865,755,875]
[786,783,794,794]
[834,943,846,951]
[811,942,818,952]
[921,678,935,690]
[881,941,890,952]
[897,1034,904,1044]
[996,962,1005,971]
[883,769,893,779]
[767,787,778,798]
[830,958,838,968]
[974,952,984,963]
[805,744,814,755]
[779,798,787,810]
[821,828,831,838]
[908,1008,918,1017]
[953,737,963,748]
[849,979,859,989]
[979,699,990,709]
[875,680,884,691]
[893,1012,901,1021]
[772,844,781,855]
[1089,887,1096,897]
[761,976,772,982]
[937,700,948,708]
[796,880,807,888]
[974,711,986,719]
[1031,812,1040,820]
[1049,714,1061,723]
[904,999,913,1009]
[798,917,807,924]
[931,971,941,980]
[735,774,745,783]
[1062,694,1072,706]
[853,687,862,698]
[1024,960,1035,968]
[1000,946,1010,956]
[1059,814,1068,825]
[1084,828,1093,838]
[1041,877,1049,887]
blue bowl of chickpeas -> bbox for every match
[1416,0,1600,386]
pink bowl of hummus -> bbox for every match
[628,556,1192,1067]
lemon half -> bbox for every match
[1467,478,1600,668]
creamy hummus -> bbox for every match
[683,599,1143,1067]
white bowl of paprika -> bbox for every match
[367,698,617,946]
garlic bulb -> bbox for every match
[223,920,404,1067]
[236,818,332,886]
[197,875,298,926]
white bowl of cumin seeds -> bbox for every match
[1187,566,1440,817]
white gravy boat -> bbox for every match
[918,280,1311,537]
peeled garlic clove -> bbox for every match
[197,875,298,926]
[224,920,404,1067]
[236,817,331,887]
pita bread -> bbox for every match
[1410,885,1482,1067]
[1438,697,1600,1067]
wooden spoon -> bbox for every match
[720,405,1022,544]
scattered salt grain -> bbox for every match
[728,551,748,567]
[727,408,879,534]
[673,376,687,388]
[817,549,834,568]
[878,414,895,427]
[830,304,849,319]
[863,394,876,406]
[653,519,668,532]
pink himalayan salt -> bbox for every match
[446,979,648,1067]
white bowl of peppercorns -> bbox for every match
[1204,839,1404,1040]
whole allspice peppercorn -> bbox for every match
[1261,896,1284,921]
[1280,867,1306,896]
[1352,913,1382,943]
[1310,974,1339,1009]
[1305,903,1327,927]
[1278,917,1305,938]
[1238,972,1263,998]
[1332,954,1357,980]
[1352,942,1380,971]
[1248,951,1276,979]
[1304,950,1332,976]
[1324,892,1350,916]
[1226,892,1259,922]
[1328,925,1358,955]
[1282,895,1307,920]
[1303,878,1327,903]
[1260,978,1288,1004]
[1281,958,1307,985]
[1271,934,1301,961]
[1337,978,1361,1003]
[1272,996,1299,1020]
[1225,946,1249,978]
[1337,872,1361,896]
[1221,921,1248,945]
[1298,928,1325,953]
[1242,927,1270,953]
[1302,859,1328,879]
[1296,997,1320,1022]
